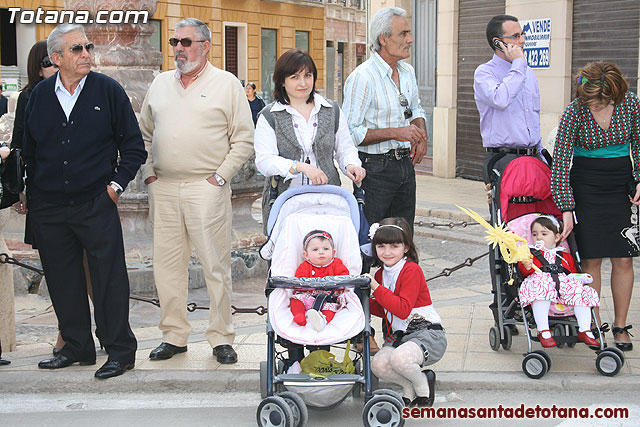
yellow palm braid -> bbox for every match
[456,205,540,273]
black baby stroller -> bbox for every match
[486,155,625,379]
[257,185,407,427]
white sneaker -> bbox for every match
[306,309,327,332]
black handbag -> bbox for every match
[0,148,24,209]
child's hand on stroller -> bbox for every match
[345,164,366,184]
[299,163,329,185]
[560,211,574,241]
[364,273,379,291]
[523,259,533,271]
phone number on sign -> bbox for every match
[525,48,550,68]
[8,7,149,25]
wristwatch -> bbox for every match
[109,181,123,196]
[213,173,226,186]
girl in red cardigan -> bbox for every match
[367,218,446,408]
[291,230,349,331]
[518,216,600,347]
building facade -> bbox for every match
[433,0,640,179]
[324,0,367,103]
[0,0,325,105]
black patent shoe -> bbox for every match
[38,354,96,369]
[212,344,237,364]
[411,370,436,407]
[53,347,62,357]
[149,342,187,360]
[612,325,634,351]
[402,397,412,407]
[95,360,134,379]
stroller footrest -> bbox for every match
[278,373,361,384]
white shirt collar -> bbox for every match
[270,93,330,117]
[54,72,87,97]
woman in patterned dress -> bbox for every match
[551,61,639,351]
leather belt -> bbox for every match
[486,147,537,156]
[361,148,411,160]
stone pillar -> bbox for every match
[0,208,16,352]
[66,0,163,112]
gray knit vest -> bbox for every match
[261,101,341,232]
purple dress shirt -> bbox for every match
[474,55,542,150]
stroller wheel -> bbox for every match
[260,361,269,399]
[595,350,623,377]
[553,324,566,348]
[489,326,501,351]
[279,392,308,427]
[522,352,548,379]
[501,326,513,350]
[362,394,405,427]
[373,389,405,407]
[257,396,295,427]
[605,346,626,364]
[532,350,552,371]
[566,325,577,348]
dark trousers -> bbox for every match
[358,152,416,235]
[29,191,137,363]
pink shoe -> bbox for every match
[537,330,557,347]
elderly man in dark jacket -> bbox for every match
[22,23,146,379]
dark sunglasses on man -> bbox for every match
[40,56,54,68]
[69,42,95,54]
[168,38,206,47]
[398,93,413,120]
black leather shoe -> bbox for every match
[402,397,412,407]
[411,370,436,407]
[612,325,634,351]
[95,360,134,379]
[38,354,96,369]
[53,347,62,357]
[149,342,187,360]
[212,344,237,364]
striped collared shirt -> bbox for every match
[342,51,426,154]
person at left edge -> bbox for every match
[22,24,146,379]
[140,18,254,364]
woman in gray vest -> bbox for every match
[254,49,366,229]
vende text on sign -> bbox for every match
[521,18,551,69]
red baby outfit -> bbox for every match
[290,258,349,326]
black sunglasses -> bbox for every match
[41,56,54,68]
[69,42,94,54]
[399,93,413,120]
[169,38,206,47]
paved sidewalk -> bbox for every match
[2,174,639,394]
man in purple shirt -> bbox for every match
[474,15,543,184]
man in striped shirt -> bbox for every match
[343,6,427,235]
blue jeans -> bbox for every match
[358,152,416,235]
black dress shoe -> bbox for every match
[38,354,96,369]
[612,325,634,351]
[95,360,134,379]
[411,370,436,407]
[212,344,237,364]
[53,347,62,356]
[402,397,412,407]
[149,342,187,360]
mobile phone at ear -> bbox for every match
[493,39,505,52]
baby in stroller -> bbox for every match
[291,230,350,331]
[517,215,600,347]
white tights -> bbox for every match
[371,342,429,400]
[531,300,595,338]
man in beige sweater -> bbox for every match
[139,18,254,364]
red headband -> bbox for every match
[304,231,333,249]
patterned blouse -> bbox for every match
[551,91,640,211]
